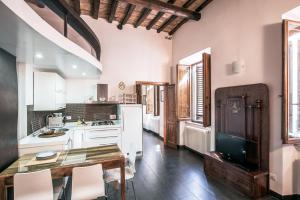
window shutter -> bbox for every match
[203,53,211,127]
[196,63,204,118]
[176,65,191,119]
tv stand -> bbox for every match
[207,84,270,198]
[204,152,268,198]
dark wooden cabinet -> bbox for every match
[204,84,269,198]
[204,153,268,198]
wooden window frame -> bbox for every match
[176,53,211,127]
[203,53,211,127]
[282,19,300,144]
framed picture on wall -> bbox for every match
[160,90,164,102]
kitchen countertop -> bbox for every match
[18,120,122,149]
[64,120,122,130]
[18,130,72,148]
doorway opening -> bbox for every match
[136,81,169,146]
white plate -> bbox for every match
[36,151,57,160]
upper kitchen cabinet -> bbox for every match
[0,0,102,79]
[34,72,66,111]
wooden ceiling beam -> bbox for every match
[157,0,195,33]
[108,0,118,23]
[117,4,136,30]
[169,0,213,35]
[73,0,81,15]
[90,0,100,19]
[118,0,200,20]
[134,8,151,28]
[146,0,175,30]
[157,15,177,33]
[195,0,213,12]
[168,18,188,35]
[25,0,45,8]
[182,0,197,8]
[146,12,163,30]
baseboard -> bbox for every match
[270,190,300,200]
[143,128,164,141]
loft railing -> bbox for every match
[26,0,101,61]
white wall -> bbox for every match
[172,0,300,195]
[66,17,172,103]
[17,63,33,139]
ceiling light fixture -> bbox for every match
[35,53,43,59]
[82,72,86,76]
[72,65,77,69]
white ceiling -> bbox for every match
[0,0,102,79]
[282,6,300,21]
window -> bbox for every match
[191,62,204,123]
[176,52,211,127]
[283,20,300,143]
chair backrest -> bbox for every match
[14,169,53,200]
[128,143,137,173]
[72,164,105,200]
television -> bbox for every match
[216,133,258,170]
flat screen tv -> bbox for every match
[216,132,258,170]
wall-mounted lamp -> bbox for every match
[232,60,245,74]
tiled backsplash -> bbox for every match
[27,104,118,135]
[65,104,118,122]
[27,105,65,134]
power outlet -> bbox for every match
[270,173,277,182]
[65,116,72,120]
[110,114,117,120]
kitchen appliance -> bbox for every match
[82,120,121,148]
[119,104,143,156]
[48,113,64,128]
[97,84,108,102]
[91,120,115,126]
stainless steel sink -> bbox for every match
[38,129,66,138]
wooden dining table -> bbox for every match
[0,145,126,200]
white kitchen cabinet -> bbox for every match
[55,74,66,109]
[72,129,84,149]
[34,72,66,111]
[82,127,121,148]
[119,104,143,156]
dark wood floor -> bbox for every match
[106,131,278,200]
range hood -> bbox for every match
[90,84,119,104]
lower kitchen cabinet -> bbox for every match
[82,127,121,148]
[72,129,84,149]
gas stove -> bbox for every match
[91,120,115,126]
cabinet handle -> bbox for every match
[86,129,119,132]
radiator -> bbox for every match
[184,126,211,154]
